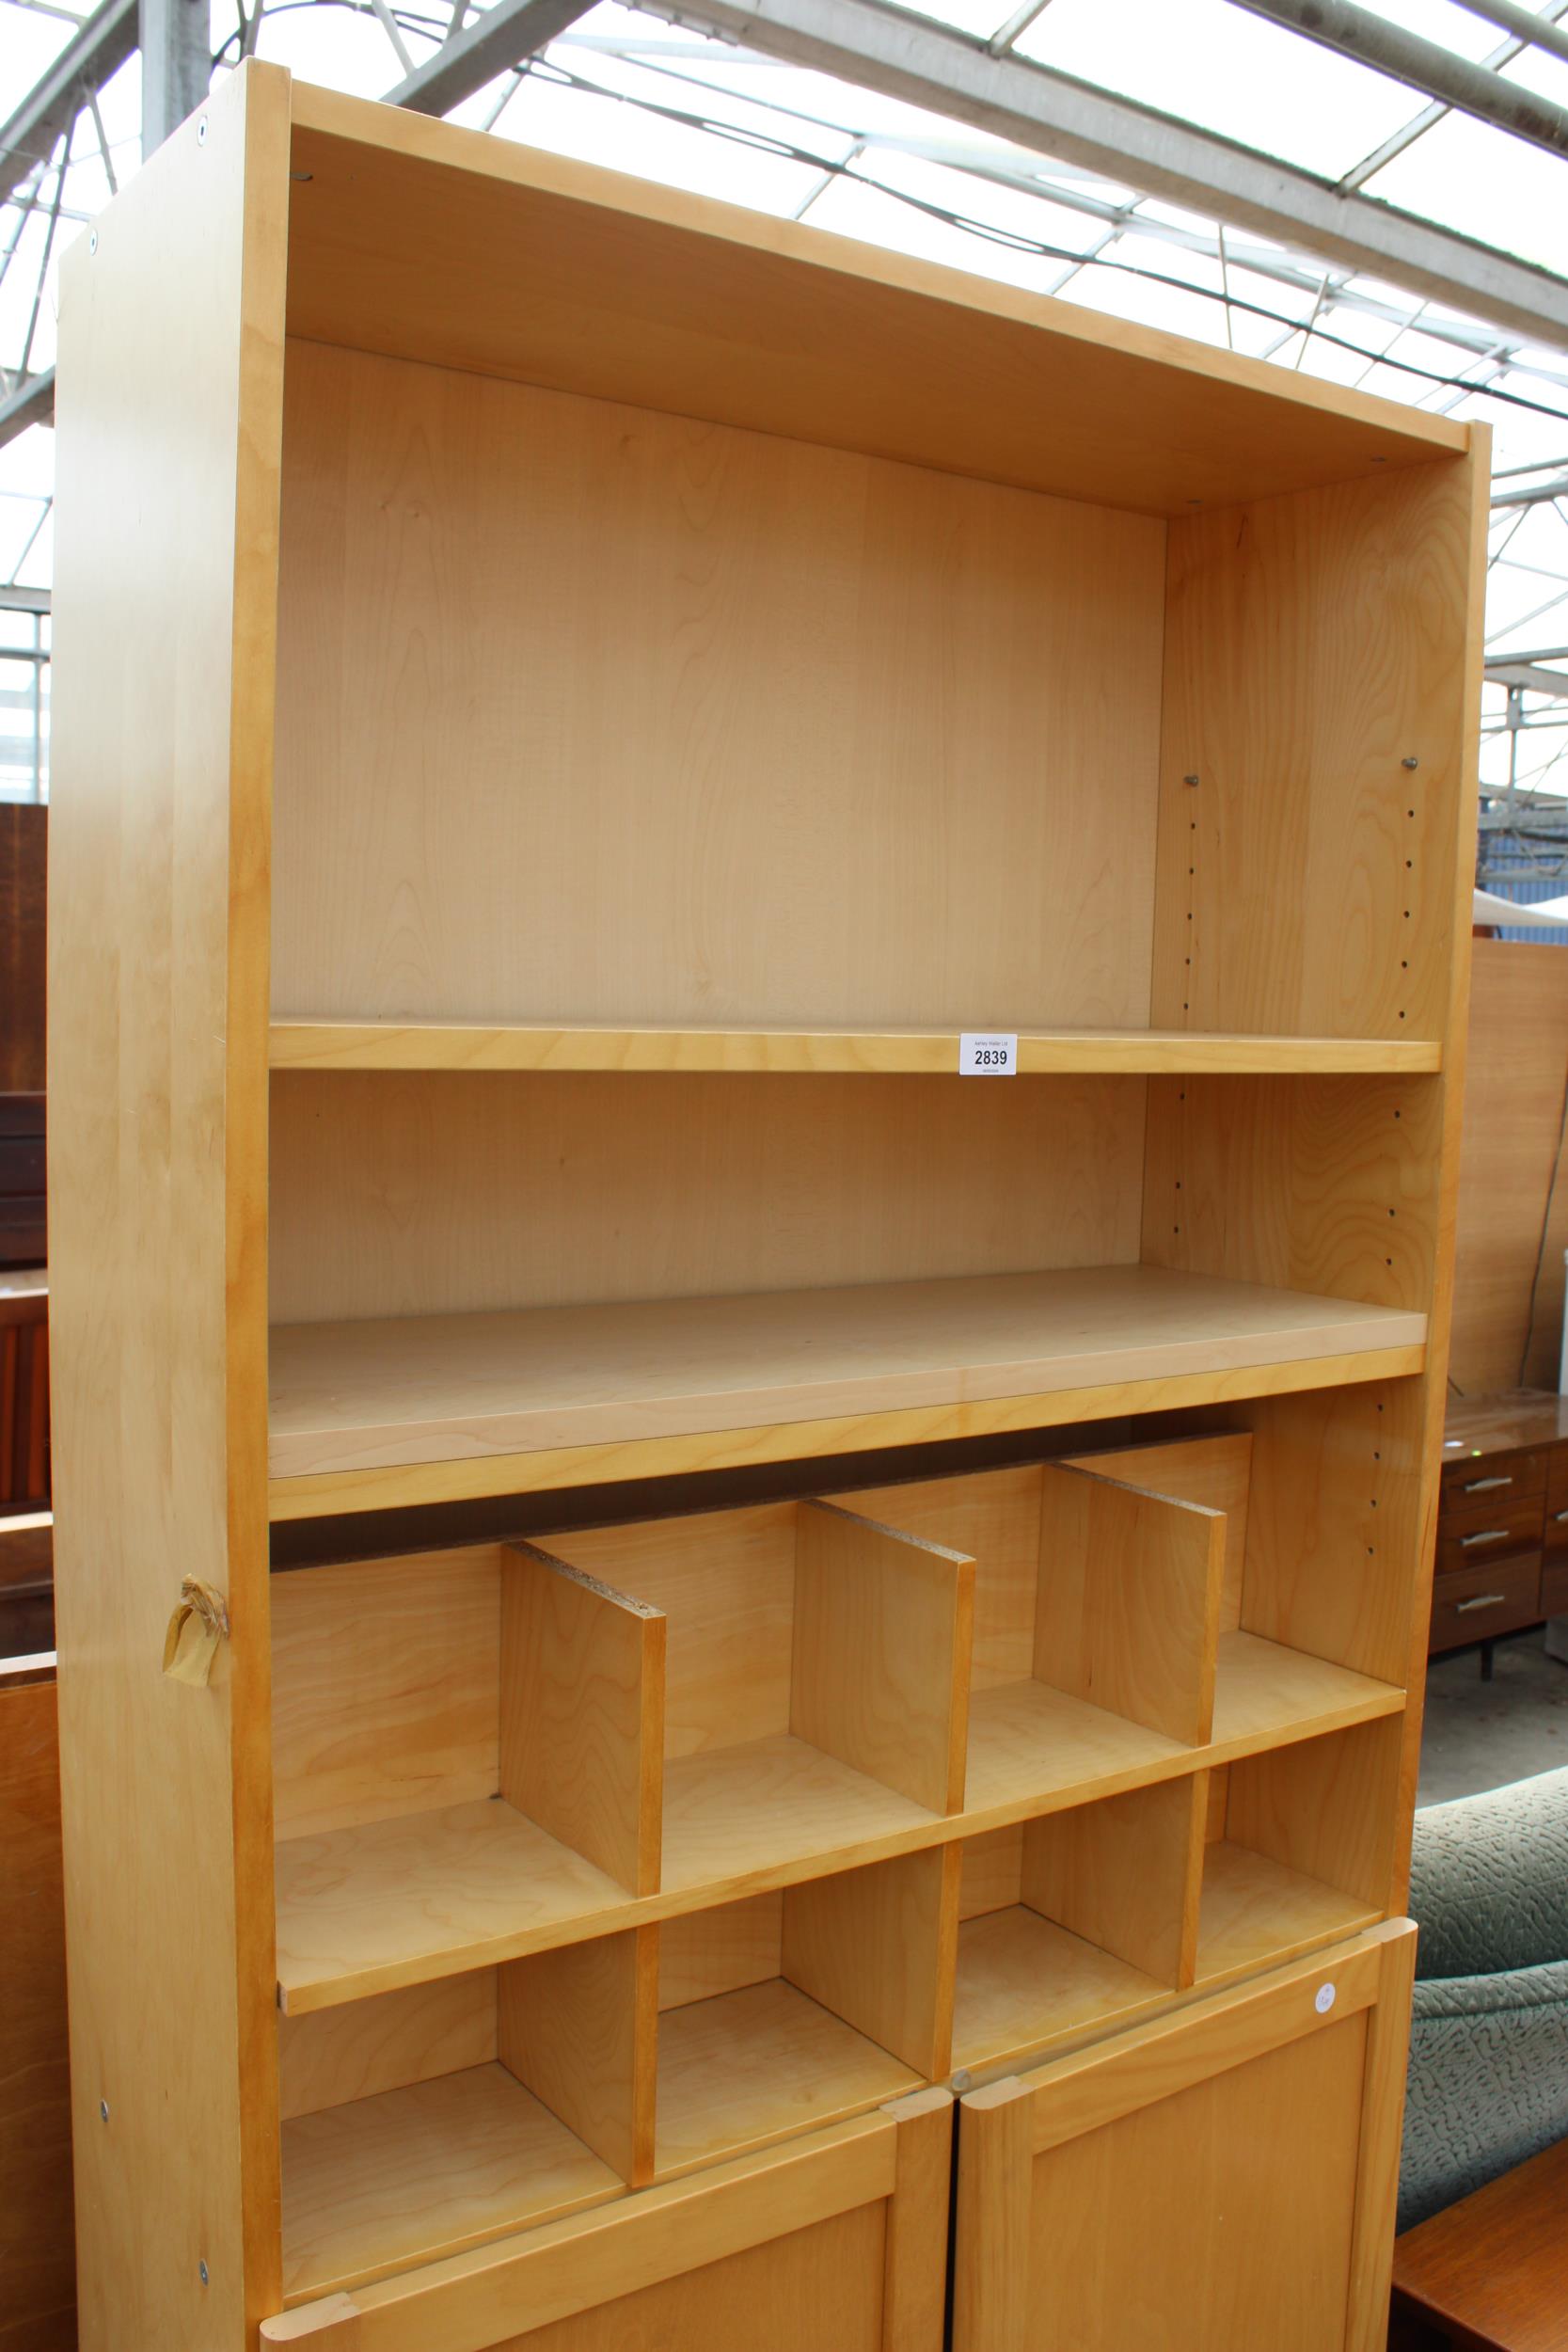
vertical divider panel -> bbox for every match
[1064,1433,1253,1635]
[791,1502,974,1813]
[498,1925,659,2187]
[1226,1716,1403,1914]
[1021,1774,1205,1992]
[1034,1467,1224,1744]
[782,1845,961,2080]
[500,1542,665,1895]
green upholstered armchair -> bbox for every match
[1398,1766,1568,2231]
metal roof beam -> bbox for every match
[1449,0,1568,68]
[0,0,136,207]
[1495,471,1568,506]
[0,364,55,450]
[1487,658,1568,694]
[649,0,1568,346]
[1228,0,1568,166]
[386,0,600,113]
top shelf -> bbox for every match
[268,1023,1441,1078]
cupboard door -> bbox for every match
[262,2087,950,2352]
[953,1922,1415,2352]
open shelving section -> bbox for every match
[50,56,1483,2352]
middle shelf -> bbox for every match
[267,1263,1426,1517]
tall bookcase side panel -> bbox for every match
[48,58,292,2349]
[1148,453,1479,1047]
[1146,436,1490,1915]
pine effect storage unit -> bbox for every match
[49,58,1485,2352]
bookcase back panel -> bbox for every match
[272,1549,504,1837]
[267,1070,1147,1324]
[271,338,1166,1030]
[543,1504,799,1758]
[278,1971,499,2120]
[1153,457,1477,1042]
[829,1466,1043,1692]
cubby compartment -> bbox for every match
[847,1417,1407,1820]
[845,1454,1226,1816]
[655,1851,950,2177]
[277,1927,656,2302]
[546,1498,972,1899]
[273,1499,973,2010]
[271,1543,666,2008]
[1195,1715,1403,1990]
[951,1778,1203,2074]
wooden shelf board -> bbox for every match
[952,1906,1172,2074]
[1210,1631,1404,1753]
[281,2060,624,2305]
[963,1676,1190,1817]
[267,1265,1427,1507]
[275,1798,633,2015]
[655,1979,919,2179]
[269,1020,1441,1077]
[661,1732,938,1899]
[1196,1842,1381,1994]
[275,1669,1410,2016]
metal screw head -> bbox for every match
[197,116,208,144]
[198,2261,210,2286]
[88,229,97,255]
[98,2098,108,2122]
[1402,755,1419,770]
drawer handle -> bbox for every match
[1462,1475,1513,1493]
[1455,1592,1509,1613]
[1459,1529,1512,1548]
[1554,1510,1568,1524]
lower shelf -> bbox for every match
[1195,1841,1381,1992]
[951,1905,1171,2074]
[657,1978,920,2177]
[660,1733,938,1896]
[281,2062,624,2304]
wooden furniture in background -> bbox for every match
[50,60,1485,2352]
[0,802,44,1096]
[0,1654,75,2351]
[1391,2132,1568,2351]
[1433,1392,1568,1666]
[0,1267,47,1514]
[1449,940,1568,1395]
[0,1508,52,1655]
[0,1098,44,1270]
[0,807,47,1270]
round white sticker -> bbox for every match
[1315,1982,1337,2015]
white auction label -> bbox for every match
[959,1033,1018,1075]
[1314,1982,1337,2015]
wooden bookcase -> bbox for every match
[48,56,1485,2352]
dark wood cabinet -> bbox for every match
[1434,1393,1568,1656]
